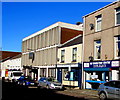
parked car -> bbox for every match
[8,71,23,82]
[98,80,120,100]
[17,76,37,86]
[38,77,63,89]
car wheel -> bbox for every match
[99,92,107,100]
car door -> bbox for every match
[114,87,120,99]
[42,78,47,87]
[104,81,117,99]
[114,81,120,99]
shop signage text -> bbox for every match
[84,60,120,68]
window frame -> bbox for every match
[95,15,102,32]
[115,7,120,26]
[61,49,65,63]
[114,35,120,59]
[94,40,101,60]
[72,47,77,62]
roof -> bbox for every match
[59,34,82,48]
[83,1,118,18]
[0,51,21,61]
[22,22,83,41]
[10,54,22,59]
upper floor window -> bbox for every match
[61,50,65,63]
[72,47,77,62]
[114,35,120,59]
[94,40,101,60]
[116,7,120,25]
[96,15,102,32]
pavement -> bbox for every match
[56,88,99,100]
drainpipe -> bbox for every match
[81,17,85,89]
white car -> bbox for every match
[8,71,23,82]
[98,80,120,100]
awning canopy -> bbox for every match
[84,68,110,71]
[86,80,106,84]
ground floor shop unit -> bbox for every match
[83,60,120,90]
[57,63,82,89]
[23,65,56,80]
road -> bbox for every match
[2,81,99,100]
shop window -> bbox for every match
[86,72,108,81]
[48,69,55,78]
[64,69,69,80]
[61,50,65,63]
[63,68,78,81]
[115,7,120,25]
[72,47,77,62]
[71,68,78,81]
[114,35,120,59]
[40,69,46,77]
[94,40,101,60]
[96,15,102,32]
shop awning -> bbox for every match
[84,68,110,71]
[86,80,106,84]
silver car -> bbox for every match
[98,80,120,100]
[38,77,63,89]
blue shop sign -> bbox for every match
[84,60,120,68]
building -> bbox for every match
[57,34,83,88]
[0,51,22,78]
[83,1,120,89]
[22,22,83,80]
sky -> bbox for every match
[2,2,111,52]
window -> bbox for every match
[116,7,120,25]
[96,15,102,32]
[104,81,120,88]
[104,82,114,87]
[114,35,120,59]
[70,68,79,81]
[72,47,77,62]
[61,50,65,63]
[63,68,79,81]
[115,81,120,88]
[64,69,69,80]
[94,40,101,60]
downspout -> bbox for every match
[81,17,85,89]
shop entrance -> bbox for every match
[57,69,62,83]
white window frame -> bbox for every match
[114,36,120,59]
[61,49,65,63]
[94,40,101,60]
[115,7,120,26]
[72,47,77,62]
[95,15,102,32]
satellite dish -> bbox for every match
[89,23,94,30]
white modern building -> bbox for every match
[1,51,22,78]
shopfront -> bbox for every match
[23,66,38,80]
[84,60,120,89]
[57,63,82,88]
